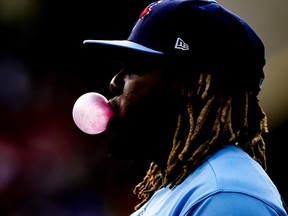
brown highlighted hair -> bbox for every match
[133,72,268,210]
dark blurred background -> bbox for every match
[0,0,287,215]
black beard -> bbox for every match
[104,114,174,162]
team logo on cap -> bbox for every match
[139,1,161,19]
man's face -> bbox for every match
[105,61,181,162]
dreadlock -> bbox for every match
[133,72,269,210]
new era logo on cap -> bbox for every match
[174,37,189,51]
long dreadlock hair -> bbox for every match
[132,71,268,210]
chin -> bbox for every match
[106,138,153,161]
[105,113,173,161]
[105,132,170,164]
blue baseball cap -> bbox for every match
[84,0,265,93]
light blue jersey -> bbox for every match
[131,145,287,216]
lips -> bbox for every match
[106,98,120,130]
[108,98,119,114]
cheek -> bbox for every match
[117,74,181,126]
[118,80,160,116]
[118,91,154,121]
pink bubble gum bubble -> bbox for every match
[72,92,114,135]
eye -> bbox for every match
[122,63,145,76]
[123,60,162,76]
[122,67,134,77]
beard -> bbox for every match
[104,105,176,162]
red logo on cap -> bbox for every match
[139,1,161,19]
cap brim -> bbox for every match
[83,40,163,63]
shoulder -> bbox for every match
[186,192,285,216]
[180,144,287,215]
[182,144,280,199]
[131,145,287,216]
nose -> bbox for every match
[109,70,124,95]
